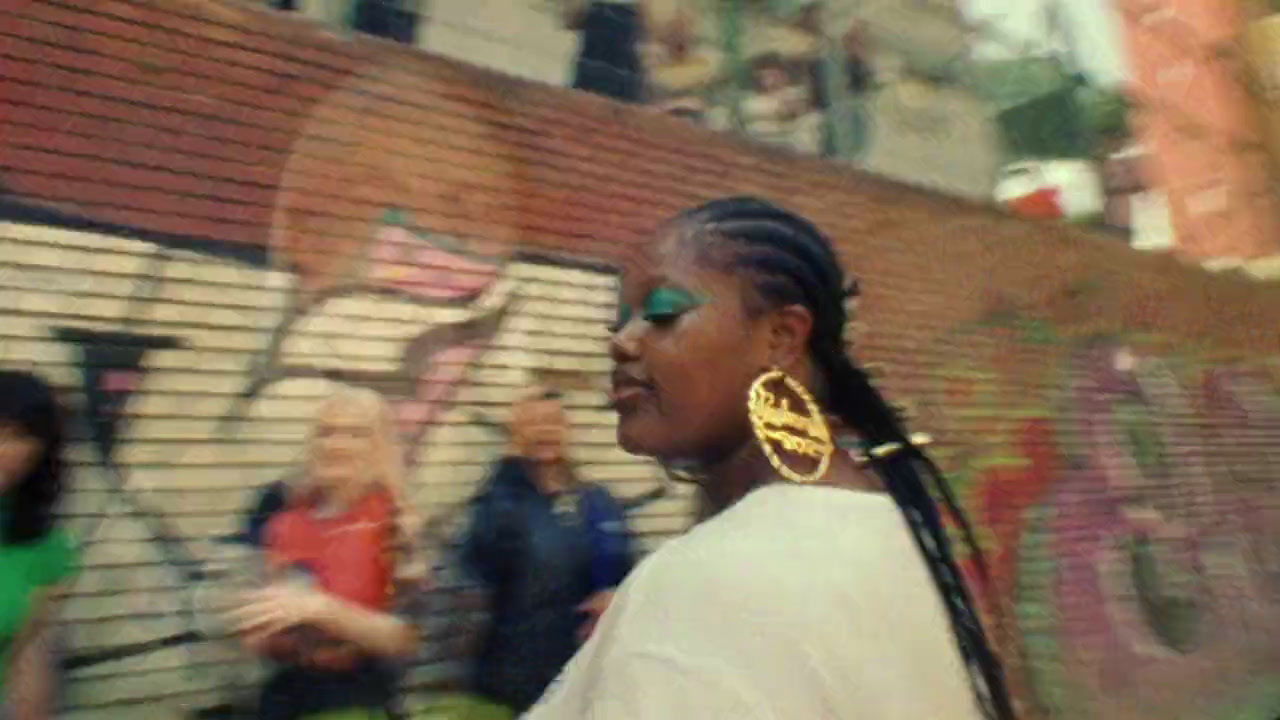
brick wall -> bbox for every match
[3,2,1280,719]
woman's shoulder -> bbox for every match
[634,486,906,589]
[27,526,78,586]
[35,526,76,559]
[701,484,899,539]
[481,456,533,493]
[262,505,316,552]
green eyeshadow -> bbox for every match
[614,303,633,331]
[642,286,703,320]
[611,286,704,332]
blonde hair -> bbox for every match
[304,385,426,584]
[306,387,403,496]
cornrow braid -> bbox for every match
[678,197,1016,720]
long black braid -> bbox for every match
[678,197,1017,720]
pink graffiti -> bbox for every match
[1202,368,1280,599]
[358,215,507,466]
[1053,348,1207,681]
[367,224,503,301]
[1046,345,1280,711]
[100,370,140,393]
[396,344,487,467]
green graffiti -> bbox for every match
[1016,504,1084,719]
[1129,536,1203,654]
[1112,399,1170,476]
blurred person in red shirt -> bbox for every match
[227,386,427,720]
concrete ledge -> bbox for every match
[1200,255,1280,280]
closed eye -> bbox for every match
[644,312,681,327]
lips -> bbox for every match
[608,385,651,410]
[608,370,653,410]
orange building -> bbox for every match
[1115,0,1279,259]
[1245,4,1280,210]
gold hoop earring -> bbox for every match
[747,368,834,484]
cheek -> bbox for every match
[662,364,738,421]
[620,336,755,459]
[0,438,39,482]
[659,313,760,420]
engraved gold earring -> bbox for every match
[746,368,834,484]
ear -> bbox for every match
[764,304,814,372]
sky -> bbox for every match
[957,0,1131,86]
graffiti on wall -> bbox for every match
[5,211,1280,720]
[922,309,1280,720]
[0,201,672,718]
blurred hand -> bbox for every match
[226,584,331,650]
[576,590,616,644]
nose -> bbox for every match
[609,319,642,364]
[322,433,350,451]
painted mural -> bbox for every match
[10,213,1280,720]
[557,0,1002,197]
[8,204,1280,720]
[549,0,1280,257]
[0,209,687,720]
[920,307,1280,720]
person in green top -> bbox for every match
[0,370,77,719]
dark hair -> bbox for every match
[0,370,67,545]
[677,197,1017,720]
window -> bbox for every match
[350,0,420,45]
[268,0,420,45]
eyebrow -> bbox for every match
[640,277,693,295]
[619,272,665,290]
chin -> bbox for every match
[615,415,667,459]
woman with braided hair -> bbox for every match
[524,197,1016,719]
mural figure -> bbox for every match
[230,209,512,470]
[642,3,725,121]
[738,52,825,154]
[555,0,1001,193]
[550,0,1277,253]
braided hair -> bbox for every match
[676,197,1016,720]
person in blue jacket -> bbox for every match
[459,386,636,715]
